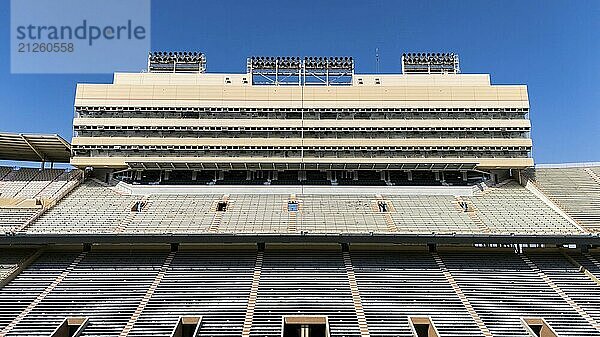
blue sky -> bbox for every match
[0,0,598,166]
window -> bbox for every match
[521,318,558,337]
[282,316,328,337]
[170,316,202,337]
[409,317,439,337]
[50,317,88,337]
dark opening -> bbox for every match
[377,201,388,212]
[171,316,201,337]
[283,324,327,337]
[50,317,87,337]
[216,201,228,212]
[529,325,542,337]
[414,324,430,337]
[522,317,557,337]
[68,325,80,337]
[409,317,438,337]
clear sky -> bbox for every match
[0,0,598,165]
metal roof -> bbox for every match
[0,132,71,163]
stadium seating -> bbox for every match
[3,251,167,337]
[466,181,580,234]
[251,250,362,337]
[20,178,585,235]
[13,169,63,199]
[35,170,81,200]
[219,194,289,233]
[0,166,79,201]
[351,250,484,336]
[386,195,478,234]
[0,167,11,180]
[567,251,600,281]
[126,194,219,233]
[0,249,35,283]
[441,250,600,337]
[27,180,137,233]
[297,195,389,233]
[527,252,600,323]
[0,252,80,332]
[128,250,256,337]
[1,249,600,336]
[532,167,600,231]
[0,209,38,231]
[0,168,36,198]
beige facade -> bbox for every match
[72,71,533,170]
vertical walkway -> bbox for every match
[0,251,88,337]
[209,195,228,232]
[373,195,397,232]
[242,251,264,337]
[454,196,490,233]
[119,251,176,337]
[431,253,493,337]
[520,254,600,332]
[342,251,370,337]
[287,194,298,233]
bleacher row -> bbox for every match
[0,168,75,200]
[532,167,600,231]
[1,249,600,336]
[0,167,83,233]
[22,179,581,235]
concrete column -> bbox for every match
[353,171,358,181]
[434,171,440,181]
[462,171,468,182]
[191,171,197,181]
[407,171,413,181]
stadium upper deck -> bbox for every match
[71,52,532,185]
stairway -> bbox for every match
[242,251,263,337]
[342,251,370,337]
[0,251,88,337]
[119,252,176,337]
[431,253,493,337]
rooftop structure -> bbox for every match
[0,132,71,163]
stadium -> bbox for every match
[0,51,600,337]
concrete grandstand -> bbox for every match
[1,51,600,337]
